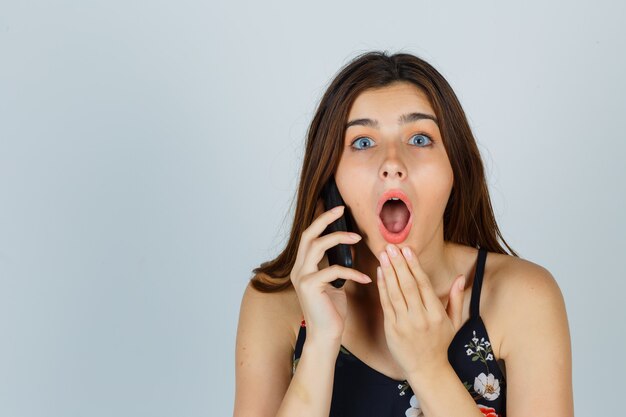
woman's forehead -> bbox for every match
[346,83,436,129]
[347,82,435,121]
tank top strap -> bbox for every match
[293,317,307,360]
[469,247,488,319]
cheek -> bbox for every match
[334,173,368,228]
[335,160,376,214]
[414,162,454,211]
[338,187,371,228]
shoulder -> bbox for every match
[483,251,569,360]
[486,251,563,308]
[238,274,303,349]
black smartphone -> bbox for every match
[320,176,355,288]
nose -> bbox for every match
[379,147,407,181]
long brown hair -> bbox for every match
[250,50,518,293]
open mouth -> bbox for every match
[380,199,411,232]
[377,190,413,243]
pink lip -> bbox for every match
[376,189,414,244]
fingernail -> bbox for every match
[386,244,398,257]
[401,246,412,259]
[376,266,382,280]
[380,252,390,266]
[332,205,344,213]
[362,274,372,283]
[349,233,362,241]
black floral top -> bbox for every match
[292,247,507,417]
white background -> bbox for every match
[1,0,624,416]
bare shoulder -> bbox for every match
[483,251,569,360]
[238,274,303,350]
[233,274,303,417]
[486,251,563,306]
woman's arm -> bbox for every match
[233,282,339,417]
[498,264,574,417]
[276,339,338,417]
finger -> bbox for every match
[297,203,358,269]
[300,204,346,251]
[302,230,362,275]
[384,244,425,314]
[312,264,372,286]
[400,246,440,311]
[446,274,466,330]
[376,266,396,321]
[379,251,408,314]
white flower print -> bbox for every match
[405,394,424,417]
[465,331,495,365]
[474,372,501,401]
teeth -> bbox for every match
[389,197,400,201]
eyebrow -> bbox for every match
[345,112,438,130]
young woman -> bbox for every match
[233,51,573,417]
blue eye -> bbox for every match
[350,133,433,151]
[351,137,375,150]
[410,134,433,147]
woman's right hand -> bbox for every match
[290,200,372,350]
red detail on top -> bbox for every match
[301,319,306,327]
[477,405,499,417]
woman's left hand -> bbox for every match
[376,244,466,381]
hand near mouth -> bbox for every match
[376,243,466,385]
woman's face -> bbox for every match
[335,81,454,259]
